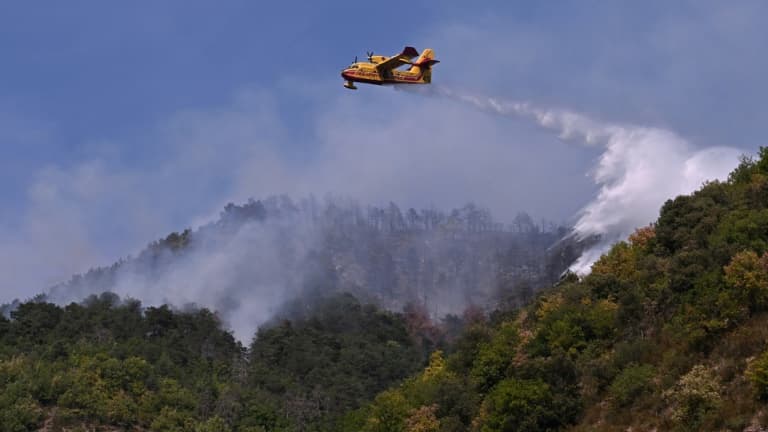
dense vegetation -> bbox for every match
[7,148,768,430]
[0,292,241,431]
[339,149,768,431]
[0,293,432,431]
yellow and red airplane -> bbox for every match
[341,46,439,90]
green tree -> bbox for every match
[150,406,196,432]
[608,363,655,408]
[478,378,557,432]
[470,322,519,392]
[746,349,768,400]
[0,395,43,432]
[195,415,229,432]
[362,390,410,432]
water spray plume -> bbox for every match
[407,85,742,274]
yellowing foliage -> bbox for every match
[591,242,638,282]
[535,293,564,321]
[628,225,656,248]
[404,405,439,432]
[421,351,448,382]
[663,364,722,428]
[724,250,768,312]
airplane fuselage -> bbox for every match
[341,62,426,88]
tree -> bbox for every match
[195,416,229,432]
[471,322,519,392]
[746,349,768,400]
[404,405,439,432]
[724,250,768,313]
[362,390,410,432]
[150,407,196,432]
[477,378,557,432]
[663,365,721,431]
[608,363,655,408]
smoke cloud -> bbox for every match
[44,201,319,341]
[408,85,742,273]
[1,87,591,341]
[46,196,566,340]
[0,82,744,340]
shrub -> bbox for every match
[477,378,557,432]
[746,349,768,400]
[724,250,768,313]
[608,363,655,407]
[663,365,721,431]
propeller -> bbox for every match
[367,51,374,61]
[354,56,357,63]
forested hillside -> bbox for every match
[0,292,243,431]
[0,292,440,431]
[47,197,577,333]
[7,148,768,431]
[340,149,768,431]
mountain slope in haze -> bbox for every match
[340,148,768,432]
[44,197,577,337]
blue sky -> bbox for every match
[1,1,766,298]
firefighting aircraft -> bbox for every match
[340,46,439,90]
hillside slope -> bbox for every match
[0,293,433,431]
[341,149,768,431]
[45,197,576,337]
[7,148,767,431]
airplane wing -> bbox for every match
[375,46,419,73]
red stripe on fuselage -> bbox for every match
[342,69,423,85]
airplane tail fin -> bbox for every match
[409,49,439,83]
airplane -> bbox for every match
[340,46,439,90]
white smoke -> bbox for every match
[47,207,320,341]
[410,85,742,273]
[4,83,743,338]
